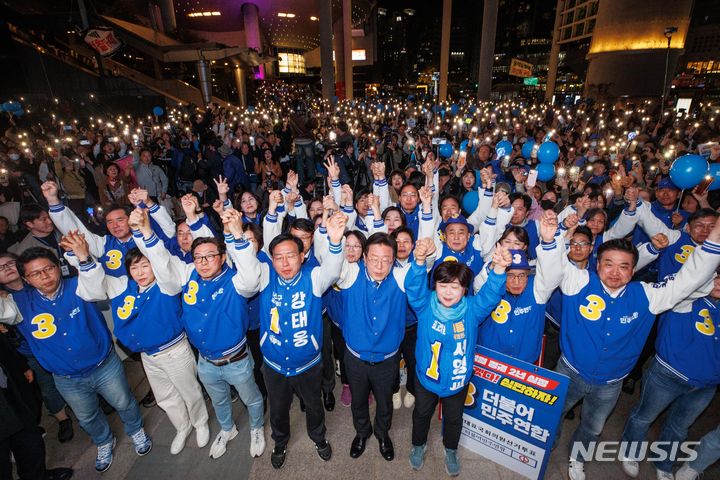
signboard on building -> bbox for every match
[510,58,533,78]
[523,77,539,86]
[459,346,569,480]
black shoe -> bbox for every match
[99,397,115,415]
[323,391,335,412]
[58,418,74,443]
[622,378,636,395]
[565,409,575,420]
[315,440,332,461]
[350,430,372,459]
[46,467,73,480]
[271,446,287,469]
[231,387,239,403]
[378,436,394,461]
[141,390,156,408]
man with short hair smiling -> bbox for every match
[537,213,720,480]
[232,210,347,469]
[0,246,149,473]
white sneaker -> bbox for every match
[392,392,402,410]
[170,426,193,455]
[208,425,238,459]
[195,423,210,448]
[656,469,675,480]
[250,427,266,457]
[675,464,700,480]
[621,458,640,478]
[568,457,585,480]
[196,423,210,448]
[404,392,415,408]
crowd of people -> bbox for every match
[0,83,720,480]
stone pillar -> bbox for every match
[319,0,336,101]
[545,0,564,103]
[197,60,212,105]
[333,19,346,98]
[241,3,264,79]
[233,65,247,106]
[439,0,452,102]
[342,0,353,99]
[477,0,499,100]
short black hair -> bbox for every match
[364,232,397,259]
[102,162,120,176]
[585,208,608,230]
[596,238,638,267]
[139,147,152,157]
[572,225,594,242]
[289,218,314,235]
[124,248,148,273]
[439,195,461,211]
[20,204,48,226]
[105,203,132,217]
[354,188,370,206]
[243,223,264,250]
[17,247,59,277]
[499,226,530,249]
[688,208,719,224]
[432,261,473,291]
[390,226,415,243]
[191,237,226,256]
[345,230,367,249]
[509,192,532,211]
[268,233,304,256]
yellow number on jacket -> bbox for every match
[183,281,199,305]
[31,313,57,339]
[105,249,123,270]
[116,295,136,320]
[425,341,442,381]
[696,308,716,336]
[579,294,606,321]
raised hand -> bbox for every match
[367,193,381,215]
[341,184,354,207]
[285,191,300,209]
[326,212,348,244]
[539,209,559,243]
[214,175,229,202]
[212,199,224,216]
[575,195,591,219]
[268,190,283,214]
[59,231,90,261]
[324,157,340,181]
[181,194,200,222]
[492,191,510,209]
[491,243,512,273]
[650,233,670,251]
[418,185,433,207]
[371,161,386,180]
[414,237,436,265]
[128,207,151,237]
[323,194,338,213]
[624,186,639,210]
[221,208,244,238]
[563,212,579,231]
[41,181,60,204]
[286,170,299,190]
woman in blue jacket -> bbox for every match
[405,237,511,476]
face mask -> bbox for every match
[9,154,19,161]
[540,199,556,211]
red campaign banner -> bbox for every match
[474,353,560,391]
[83,27,122,57]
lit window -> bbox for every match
[278,52,306,73]
[352,49,366,60]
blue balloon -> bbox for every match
[432,105,442,114]
[512,108,521,117]
[460,139,469,151]
[535,163,555,182]
[439,143,454,158]
[669,154,709,190]
[152,106,164,116]
[521,141,535,159]
[496,140,513,158]
[538,141,560,164]
[468,105,477,114]
[450,104,459,115]
[708,163,720,191]
[462,190,479,214]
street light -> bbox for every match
[661,26,678,118]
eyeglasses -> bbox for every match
[366,256,393,266]
[570,241,592,248]
[0,261,16,271]
[193,252,221,264]
[400,192,418,198]
[691,222,715,231]
[25,264,57,280]
[507,272,529,281]
[346,245,363,251]
[273,253,300,262]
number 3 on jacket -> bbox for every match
[31,313,57,339]
[579,294,606,321]
[183,281,199,305]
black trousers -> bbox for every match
[262,362,326,448]
[0,426,45,480]
[320,314,337,394]
[394,324,417,396]
[411,377,470,450]
[246,328,268,398]
[542,319,561,370]
[344,347,399,440]
[330,322,348,385]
